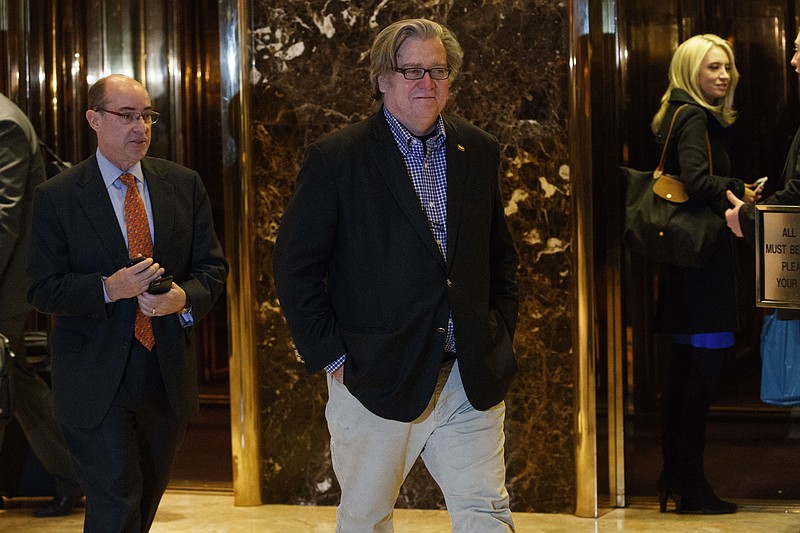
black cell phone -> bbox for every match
[126,256,146,268]
[147,275,174,295]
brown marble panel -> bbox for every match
[252,0,574,512]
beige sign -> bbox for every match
[756,205,800,308]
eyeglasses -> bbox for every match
[94,108,160,125]
[394,67,452,80]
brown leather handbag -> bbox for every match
[622,104,726,268]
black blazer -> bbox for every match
[740,125,800,244]
[273,111,519,422]
[27,155,228,428]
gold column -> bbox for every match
[569,0,599,518]
[221,0,262,506]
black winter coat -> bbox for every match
[654,90,745,334]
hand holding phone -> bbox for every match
[126,256,146,268]
[147,275,174,295]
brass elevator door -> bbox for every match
[615,0,800,503]
[1,0,232,486]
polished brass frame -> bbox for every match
[569,0,599,518]
[219,0,262,506]
[755,205,800,308]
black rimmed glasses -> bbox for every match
[394,67,452,80]
[94,108,160,125]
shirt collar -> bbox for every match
[96,149,144,190]
[382,106,446,155]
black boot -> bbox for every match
[673,346,736,514]
[657,343,691,512]
[674,476,737,514]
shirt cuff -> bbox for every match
[178,309,194,328]
[102,277,114,303]
[325,354,346,374]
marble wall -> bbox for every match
[253,0,575,512]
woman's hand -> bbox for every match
[742,182,760,204]
[742,177,767,204]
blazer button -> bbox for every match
[446,279,453,288]
[436,327,446,334]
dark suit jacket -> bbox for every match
[0,93,45,323]
[739,126,800,245]
[27,155,228,428]
[273,111,519,422]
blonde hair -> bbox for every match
[651,34,739,133]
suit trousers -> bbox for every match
[325,360,514,533]
[61,340,186,533]
[0,313,81,498]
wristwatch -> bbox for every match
[180,293,192,314]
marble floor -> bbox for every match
[3,490,800,532]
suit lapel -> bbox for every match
[141,158,175,259]
[368,115,444,265]
[443,117,466,270]
[783,127,800,187]
[76,159,129,261]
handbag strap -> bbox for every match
[654,103,713,177]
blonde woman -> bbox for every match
[649,34,758,514]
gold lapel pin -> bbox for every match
[457,144,465,152]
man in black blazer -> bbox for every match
[273,18,519,531]
[27,74,228,532]
[0,91,83,517]
[726,32,800,243]
[726,30,800,325]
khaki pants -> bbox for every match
[325,360,514,533]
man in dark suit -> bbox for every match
[0,92,83,517]
[726,32,800,242]
[27,74,228,532]
[726,30,800,324]
[273,18,519,532]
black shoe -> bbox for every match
[32,492,84,518]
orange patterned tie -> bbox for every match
[120,173,156,350]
